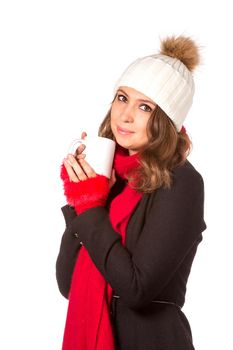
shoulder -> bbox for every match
[133,160,207,242]
[172,160,204,190]
[156,160,205,217]
[143,160,206,232]
[145,160,205,206]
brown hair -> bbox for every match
[98,104,192,193]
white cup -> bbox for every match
[68,136,116,178]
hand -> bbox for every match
[74,131,87,159]
[60,131,111,214]
[63,130,96,182]
[109,169,117,189]
[63,155,97,182]
[63,131,116,188]
[60,166,110,214]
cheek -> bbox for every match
[110,114,116,134]
[110,110,117,127]
[137,118,149,136]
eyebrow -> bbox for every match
[117,89,157,107]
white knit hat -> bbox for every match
[114,36,199,131]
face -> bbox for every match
[110,86,156,155]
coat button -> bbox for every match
[74,232,83,245]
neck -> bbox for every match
[128,150,137,156]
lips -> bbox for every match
[117,126,134,135]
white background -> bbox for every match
[0,0,232,349]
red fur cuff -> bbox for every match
[60,164,110,214]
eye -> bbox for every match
[140,104,153,113]
[117,94,127,103]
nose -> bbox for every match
[120,104,134,123]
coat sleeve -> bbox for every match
[62,166,206,308]
[55,205,83,299]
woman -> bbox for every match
[56,35,206,350]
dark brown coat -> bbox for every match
[56,160,206,350]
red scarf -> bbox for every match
[62,147,143,350]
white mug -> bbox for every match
[68,136,116,178]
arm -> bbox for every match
[56,155,112,298]
[69,165,206,309]
[56,205,82,299]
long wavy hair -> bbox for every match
[98,102,192,193]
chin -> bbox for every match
[114,138,129,149]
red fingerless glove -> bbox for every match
[60,164,110,214]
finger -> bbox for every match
[111,168,116,181]
[76,153,86,160]
[67,155,88,181]
[64,159,80,183]
[109,169,117,189]
[75,143,86,157]
[81,131,87,140]
[78,158,96,178]
[74,131,87,157]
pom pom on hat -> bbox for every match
[160,36,200,72]
[114,35,200,131]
